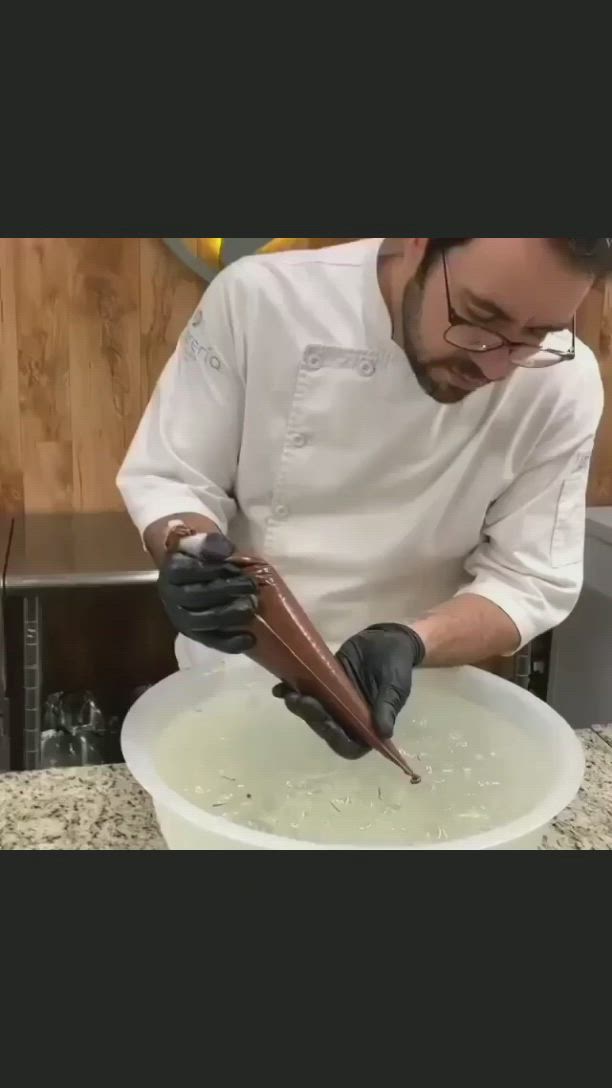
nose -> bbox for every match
[469,347,514,382]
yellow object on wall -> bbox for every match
[165,238,357,280]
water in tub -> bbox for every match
[154,674,551,846]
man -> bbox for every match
[118,238,607,760]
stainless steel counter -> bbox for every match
[5,512,155,591]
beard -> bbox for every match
[400,281,489,404]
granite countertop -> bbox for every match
[1,727,611,851]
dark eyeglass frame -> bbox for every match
[441,250,576,368]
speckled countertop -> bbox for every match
[1,727,611,850]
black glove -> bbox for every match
[272,623,426,759]
[158,532,258,654]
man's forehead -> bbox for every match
[450,238,591,324]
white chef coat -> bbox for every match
[117,238,604,669]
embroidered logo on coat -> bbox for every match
[183,328,221,370]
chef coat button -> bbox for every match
[292,433,306,448]
[307,354,321,370]
[359,360,375,377]
[275,505,289,520]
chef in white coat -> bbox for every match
[117,238,607,760]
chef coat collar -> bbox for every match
[362,237,397,352]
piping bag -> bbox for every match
[166,524,421,783]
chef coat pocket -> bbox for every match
[550,449,592,567]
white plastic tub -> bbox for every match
[121,658,584,851]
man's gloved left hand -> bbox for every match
[272,623,426,760]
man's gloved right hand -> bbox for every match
[158,532,258,654]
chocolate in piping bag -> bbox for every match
[166,526,420,782]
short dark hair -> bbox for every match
[425,237,612,277]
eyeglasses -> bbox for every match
[441,251,576,369]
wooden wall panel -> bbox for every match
[14,238,72,512]
[0,238,203,516]
[0,239,611,515]
[67,238,142,512]
[0,239,23,511]
[139,237,202,404]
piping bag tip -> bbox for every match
[381,740,421,783]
